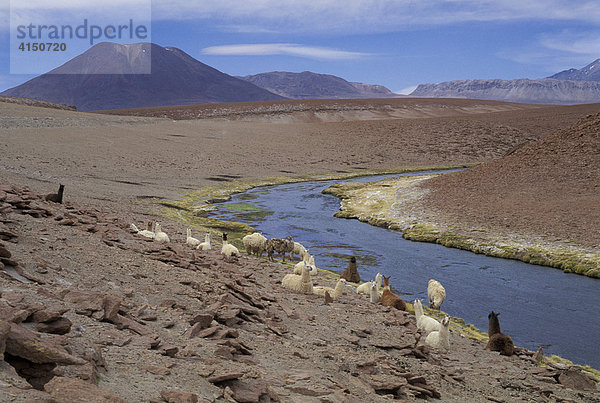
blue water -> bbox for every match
[210,170,600,368]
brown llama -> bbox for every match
[486,311,514,356]
[340,256,361,283]
[380,276,406,311]
[45,184,64,204]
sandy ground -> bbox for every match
[2,98,599,218]
[424,111,600,249]
[1,97,599,401]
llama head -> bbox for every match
[488,311,499,321]
[155,223,162,232]
[383,275,390,287]
[442,316,450,327]
[222,233,228,241]
[350,256,356,263]
[146,221,153,231]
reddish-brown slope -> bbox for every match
[424,112,600,247]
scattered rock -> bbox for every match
[160,389,199,403]
[207,372,245,384]
[44,376,127,402]
[5,323,86,365]
[558,367,597,391]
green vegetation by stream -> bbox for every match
[322,177,600,279]
[153,165,472,247]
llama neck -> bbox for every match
[414,301,423,317]
[349,261,357,273]
[333,280,344,298]
[301,267,311,282]
[440,322,449,338]
[488,317,501,336]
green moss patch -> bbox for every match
[222,202,263,212]
[324,175,600,279]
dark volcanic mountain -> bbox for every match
[239,71,397,99]
[1,42,285,111]
[549,59,600,81]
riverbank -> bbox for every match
[323,174,600,279]
[1,178,598,402]
[155,166,471,246]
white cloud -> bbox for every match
[3,1,599,34]
[539,31,600,57]
[499,30,600,74]
[202,43,370,60]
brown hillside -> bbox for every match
[424,111,600,247]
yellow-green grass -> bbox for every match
[152,165,471,248]
[323,176,600,279]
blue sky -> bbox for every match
[1,0,599,93]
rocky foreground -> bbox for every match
[1,180,599,402]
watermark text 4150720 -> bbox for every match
[10,1,152,75]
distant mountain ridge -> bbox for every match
[239,71,397,99]
[549,59,600,81]
[410,78,600,104]
[1,42,285,111]
[411,59,600,104]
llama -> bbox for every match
[292,241,307,260]
[427,279,446,310]
[425,315,450,350]
[45,184,64,204]
[153,223,170,243]
[197,233,212,251]
[380,276,406,311]
[266,236,294,261]
[186,228,201,247]
[242,232,267,257]
[356,280,374,295]
[369,282,380,303]
[221,233,240,257]
[340,256,361,283]
[281,264,313,294]
[486,311,514,356]
[414,299,440,333]
[357,272,382,295]
[293,250,317,275]
[130,221,155,239]
[313,279,346,300]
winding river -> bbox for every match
[209,170,600,368]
